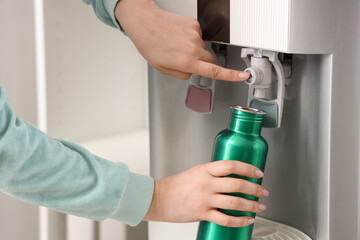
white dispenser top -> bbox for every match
[155,0,336,54]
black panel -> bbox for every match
[198,0,230,43]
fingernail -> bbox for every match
[255,170,264,178]
[248,218,255,224]
[239,71,251,80]
[259,204,266,211]
[262,189,269,197]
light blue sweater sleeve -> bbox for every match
[82,0,121,29]
[0,86,154,226]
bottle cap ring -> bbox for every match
[230,105,266,115]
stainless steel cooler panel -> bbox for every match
[149,46,331,239]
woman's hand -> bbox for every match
[143,161,269,227]
[114,0,251,81]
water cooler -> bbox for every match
[149,0,360,239]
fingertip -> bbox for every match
[262,189,270,197]
[255,169,264,178]
[258,204,266,211]
[239,71,251,81]
[247,218,255,225]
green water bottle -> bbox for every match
[196,106,268,240]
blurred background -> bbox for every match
[0,0,149,239]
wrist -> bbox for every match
[115,0,157,23]
[143,179,162,221]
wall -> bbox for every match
[44,0,148,142]
[42,0,149,239]
[0,0,39,239]
[0,0,148,239]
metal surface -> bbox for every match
[197,107,268,240]
[149,46,248,178]
[149,46,332,239]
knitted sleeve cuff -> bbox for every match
[111,171,154,226]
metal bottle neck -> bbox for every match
[227,107,264,135]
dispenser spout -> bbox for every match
[185,43,226,114]
[244,56,273,99]
[241,48,287,128]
